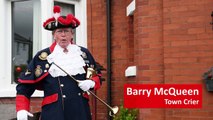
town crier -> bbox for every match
[16,5,102,120]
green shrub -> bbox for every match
[113,105,138,120]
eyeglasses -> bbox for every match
[55,29,71,35]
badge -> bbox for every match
[39,52,48,60]
[25,69,31,76]
[81,52,87,59]
[45,64,49,68]
[48,23,51,29]
[35,65,42,77]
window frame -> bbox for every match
[54,0,87,47]
[0,0,87,97]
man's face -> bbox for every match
[53,28,73,48]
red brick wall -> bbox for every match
[87,0,108,119]
[2,0,213,120]
[87,0,136,119]
[0,97,41,119]
[88,0,213,120]
[30,98,42,112]
[0,98,16,105]
[163,0,213,120]
[134,0,165,119]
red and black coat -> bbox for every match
[16,42,102,120]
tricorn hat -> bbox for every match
[43,6,80,31]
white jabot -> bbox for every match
[47,44,86,77]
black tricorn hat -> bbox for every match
[43,6,80,31]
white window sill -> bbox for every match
[126,0,135,16]
[0,84,43,97]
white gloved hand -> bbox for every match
[17,110,34,120]
[78,80,95,91]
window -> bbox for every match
[0,0,87,97]
[54,0,88,47]
[12,0,33,83]
[54,2,76,42]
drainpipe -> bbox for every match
[106,0,112,120]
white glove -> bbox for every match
[78,80,95,91]
[17,110,34,120]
